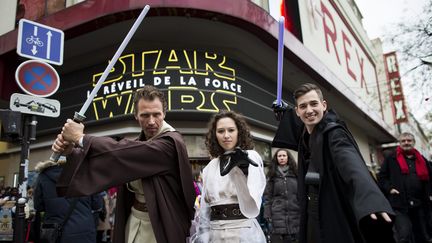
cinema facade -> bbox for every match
[0,0,425,185]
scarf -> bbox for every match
[139,121,175,141]
[396,146,429,180]
[277,165,289,176]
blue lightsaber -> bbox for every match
[276,16,285,106]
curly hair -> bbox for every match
[267,148,297,178]
[205,110,254,158]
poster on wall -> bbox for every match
[0,202,14,241]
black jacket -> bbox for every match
[34,164,102,243]
[273,109,394,243]
[264,168,300,235]
[377,151,432,211]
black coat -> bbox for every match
[273,109,394,243]
[377,152,432,211]
[34,165,102,243]
[264,168,300,235]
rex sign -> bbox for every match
[298,0,381,113]
[383,52,408,124]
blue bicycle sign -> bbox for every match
[17,19,64,65]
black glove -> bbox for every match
[220,147,258,176]
[272,99,289,121]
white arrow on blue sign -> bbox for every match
[17,19,64,66]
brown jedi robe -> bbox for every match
[57,130,195,243]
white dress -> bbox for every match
[191,150,267,243]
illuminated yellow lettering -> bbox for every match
[92,91,134,120]
[167,87,237,112]
[194,52,235,80]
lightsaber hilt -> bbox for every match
[49,112,86,162]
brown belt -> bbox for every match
[210,204,247,221]
[133,199,148,212]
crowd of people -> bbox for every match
[2,84,431,243]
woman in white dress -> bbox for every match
[191,110,267,243]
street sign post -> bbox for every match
[17,19,64,65]
[15,60,60,97]
[10,93,60,118]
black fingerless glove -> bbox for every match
[271,99,289,121]
[220,147,258,176]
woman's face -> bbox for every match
[277,150,288,166]
[216,117,238,151]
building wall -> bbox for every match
[371,38,395,130]
[346,120,374,166]
[0,0,17,36]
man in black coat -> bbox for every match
[272,83,395,243]
[378,132,432,243]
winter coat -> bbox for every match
[264,168,300,235]
[34,162,103,243]
[377,152,432,211]
[273,109,395,243]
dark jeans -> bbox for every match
[306,188,320,243]
[270,233,298,243]
[394,207,431,243]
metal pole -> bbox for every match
[13,198,27,243]
[19,115,30,188]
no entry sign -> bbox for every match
[15,60,60,97]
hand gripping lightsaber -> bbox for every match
[50,5,151,162]
[276,16,285,106]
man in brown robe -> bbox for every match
[52,86,195,243]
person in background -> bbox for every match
[264,148,300,243]
[97,191,112,243]
[271,83,395,243]
[191,110,267,242]
[378,132,432,243]
[33,158,103,243]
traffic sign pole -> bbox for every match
[12,114,36,243]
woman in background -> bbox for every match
[264,148,300,243]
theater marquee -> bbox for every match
[39,49,277,132]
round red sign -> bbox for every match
[15,60,60,97]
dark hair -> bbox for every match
[133,85,167,115]
[205,110,254,158]
[294,83,324,105]
[267,148,297,178]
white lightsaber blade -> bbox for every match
[80,5,150,117]
[50,5,150,162]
